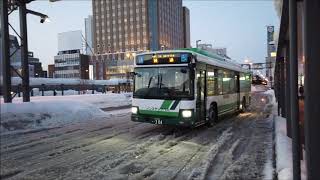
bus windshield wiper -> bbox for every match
[147,76,154,88]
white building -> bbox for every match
[84,15,94,55]
[57,30,83,53]
[54,30,89,79]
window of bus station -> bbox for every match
[207,67,236,96]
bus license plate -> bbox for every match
[155,118,162,125]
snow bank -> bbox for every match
[275,116,293,180]
[1,93,132,109]
[275,116,307,180]
[1,93,132,135]
[0,100,107,134]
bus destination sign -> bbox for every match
[136,53,192,65]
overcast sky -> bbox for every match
[9,0,279,70]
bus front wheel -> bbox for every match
[207,104,218,127]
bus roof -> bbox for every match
[136,48,250,73]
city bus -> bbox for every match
[131,48,251,127]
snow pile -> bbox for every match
[275,116,307,180]
[2,93,132,109]
[275,116,293,180]
[0,100,107,134]
[1,93,132,134]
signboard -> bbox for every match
[267,26,274,42]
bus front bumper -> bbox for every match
[131,114,195,127]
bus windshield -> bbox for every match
[134,67,193,99]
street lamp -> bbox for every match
[196,40,201,48]
[26,9,50,23]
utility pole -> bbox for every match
[1,0,12,103]
[19,2,30,102]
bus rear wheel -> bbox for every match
[207,105,218,127]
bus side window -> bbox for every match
[207,66,215,96]
[217,70,223,95]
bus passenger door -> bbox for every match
[236,73,240,110]
[196,70,206,122]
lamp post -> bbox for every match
[196,40,201,48]
[18,1,50,102]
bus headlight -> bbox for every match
[132,107,138,114]
[181,110,192,118]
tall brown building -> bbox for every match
[92,0,189,79]
[93,0,186,55]
[183,7,191,48]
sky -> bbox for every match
[9,0,279,70]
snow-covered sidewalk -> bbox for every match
[274,110,307,180]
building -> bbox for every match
[91,0,189,79]
[84,15,94,55]
[28,52,44,77]
[54,31,89,79]
[265,25,276,84]
[0,33,45,78]
[58,30,83,53]
[48,64,55,78]
[183,7,191,48]
[54,50,89,79]
[93,0,185,55]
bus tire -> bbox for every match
[240,97,246,113]
[207,104,218,127]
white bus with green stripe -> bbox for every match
[131,48,251,127]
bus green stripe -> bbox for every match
[218,102,237,114]
[160,100,174,109]
[139,110,179,117]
